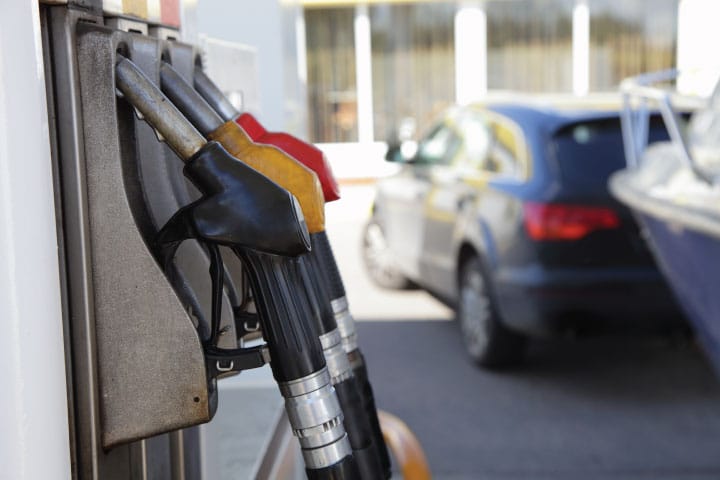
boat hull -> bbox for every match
[610,141,720,374]
[635,214,720,371]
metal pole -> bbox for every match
[572,0,590,96]
[354,4,374,143]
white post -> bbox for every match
[454,2,487,104]
[354,3,374,143]
[677,0,720,96]
[296,8,308,86]
[572,0,590,96]
[0,2,71,479]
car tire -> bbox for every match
[457,256,526,368]
[361,219,414,290]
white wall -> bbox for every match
[677,0,720,96]
[196,0,308,137]
[0,2,71,478]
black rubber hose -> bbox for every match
[311,233,392,477]
[333,377,384,480]
[303,238,384,479]
[306,456,360,480]
[350,350,391,478]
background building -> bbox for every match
[302,0,680,145]
[195,0,717,177]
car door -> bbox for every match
[376,121,461,280]
[420,111,493,297]
[462,112,529,275]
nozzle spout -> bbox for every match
[193,67,241,122]
[115,56,206,161]
[160,62,225,137]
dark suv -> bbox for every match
[362,102,683,367]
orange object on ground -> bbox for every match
[378,410,432,480]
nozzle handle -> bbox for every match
[238,250,326,382]
[194,67,241,122]
[302,239,341,335]
[115,56,205,160]
[160,62,225,137]
[311,231,347,301]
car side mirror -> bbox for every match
[385,140,418,163]
[385,142,403,163]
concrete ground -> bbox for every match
[326,184,720,480]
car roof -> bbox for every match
[462,95,623,135]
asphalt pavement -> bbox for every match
[326,184,720,480]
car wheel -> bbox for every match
[457,256,526,368]
[362,219,413,290]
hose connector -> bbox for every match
[319,329,354,385]
[331,296,358,354]
[279,368,352,469]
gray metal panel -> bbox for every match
[45,9,262,479]
[45,7,131,478]
[76,24,211,448]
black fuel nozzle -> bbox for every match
[115,56,359,478]
[178,64,391,479]
[160,61,386,479]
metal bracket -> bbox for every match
[204,345,269,379]
[234,311,262,338]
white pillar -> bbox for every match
[296,8,308,86]
[354,3,374,143]
[572,0,590,96]
[0,2,71,479]
[677,0,720,96]
[454,2,487,104]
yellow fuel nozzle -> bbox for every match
[208,120,326,234]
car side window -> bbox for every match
[415,124,462,166]
[459,112,528,180]
[457,112,492,172]
[487,119,523,177]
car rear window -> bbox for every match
[550,116,669,195]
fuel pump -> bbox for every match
[193,69,392,477]
[115,56,359,479]
[160,61,385,480]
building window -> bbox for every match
[589,0,678,91]
[305,7,358,143]
[370,3,456,142]
[486,0,574,92]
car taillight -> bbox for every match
[523,202,620,241]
